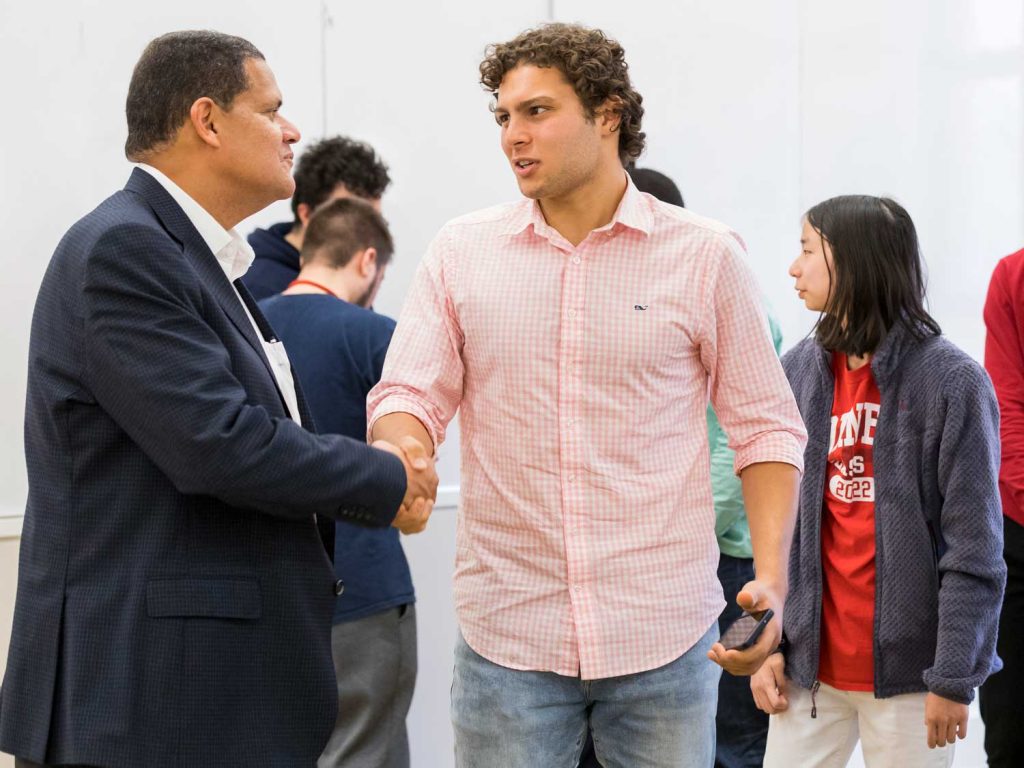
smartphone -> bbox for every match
[720,608,774,651]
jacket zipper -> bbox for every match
[810,364,833,697]
[872,425,884,695]
[871,362,890,697]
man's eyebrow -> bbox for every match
[516,96,553,109]
[495,95,555,113]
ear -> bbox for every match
[358,247,378,277]
[598,97,623,135]
[296,202,314,228]
[189,97,222,148]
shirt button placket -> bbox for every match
[561,245,588,659]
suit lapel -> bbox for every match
[234,276,315,428]
[124,169,295,420]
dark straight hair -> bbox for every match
[807,195,940,356]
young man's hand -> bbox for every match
[706,579,783,675]
[750,653,788,714]
[924,692,968,748]
[391,496,433,535]
[373,436,438,534]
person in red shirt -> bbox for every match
[751,195,1005,767]
[980,249,1024,767]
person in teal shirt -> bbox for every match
[710,313,783,768]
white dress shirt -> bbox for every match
[136,164,302,425]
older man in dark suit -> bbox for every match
[0,31,437,768]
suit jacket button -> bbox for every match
[334,579,345,596]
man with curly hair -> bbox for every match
[368,23,806,767]
[244,135,391,299]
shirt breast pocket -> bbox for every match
[585,303,689,374]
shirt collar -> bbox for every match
[501,172,654,239]
[136,163,255,283]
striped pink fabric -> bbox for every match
[368,180,806,680]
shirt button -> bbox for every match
[574,585,583,593]
[572,255,582,265]
[334,580,345,596]
[568,309,577,318]
[568,473,577,483]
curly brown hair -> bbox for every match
[479,23,645,164]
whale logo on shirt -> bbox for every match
[634,304,649,311]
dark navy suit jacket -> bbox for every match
[0,169,406,767]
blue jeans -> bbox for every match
[451,624,720,768]
[714,554,769,768]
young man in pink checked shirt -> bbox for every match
[368,23,807,768]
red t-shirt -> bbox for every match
[984,249,1024,527]
[818,351,880,691]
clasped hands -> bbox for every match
[373,435,438,534]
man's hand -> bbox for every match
[750,653,788,714]
[391,496,432,535]
[393,435,438,508]
[373,436,438,534]
[924,692,968,749]
[707,580,783,676]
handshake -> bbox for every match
[373,435,439,535]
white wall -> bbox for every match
[1,1,1021,766]
[797,0,1024,359]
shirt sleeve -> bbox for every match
[367,228,465,449]
[709,309,787,543]
[707,405,745,539]
[698,235,807,474]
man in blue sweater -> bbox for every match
[245,135,391,300]
[260,198,415,768]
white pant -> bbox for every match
[763,681,954,768]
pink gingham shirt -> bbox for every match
[368,179,806,679]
